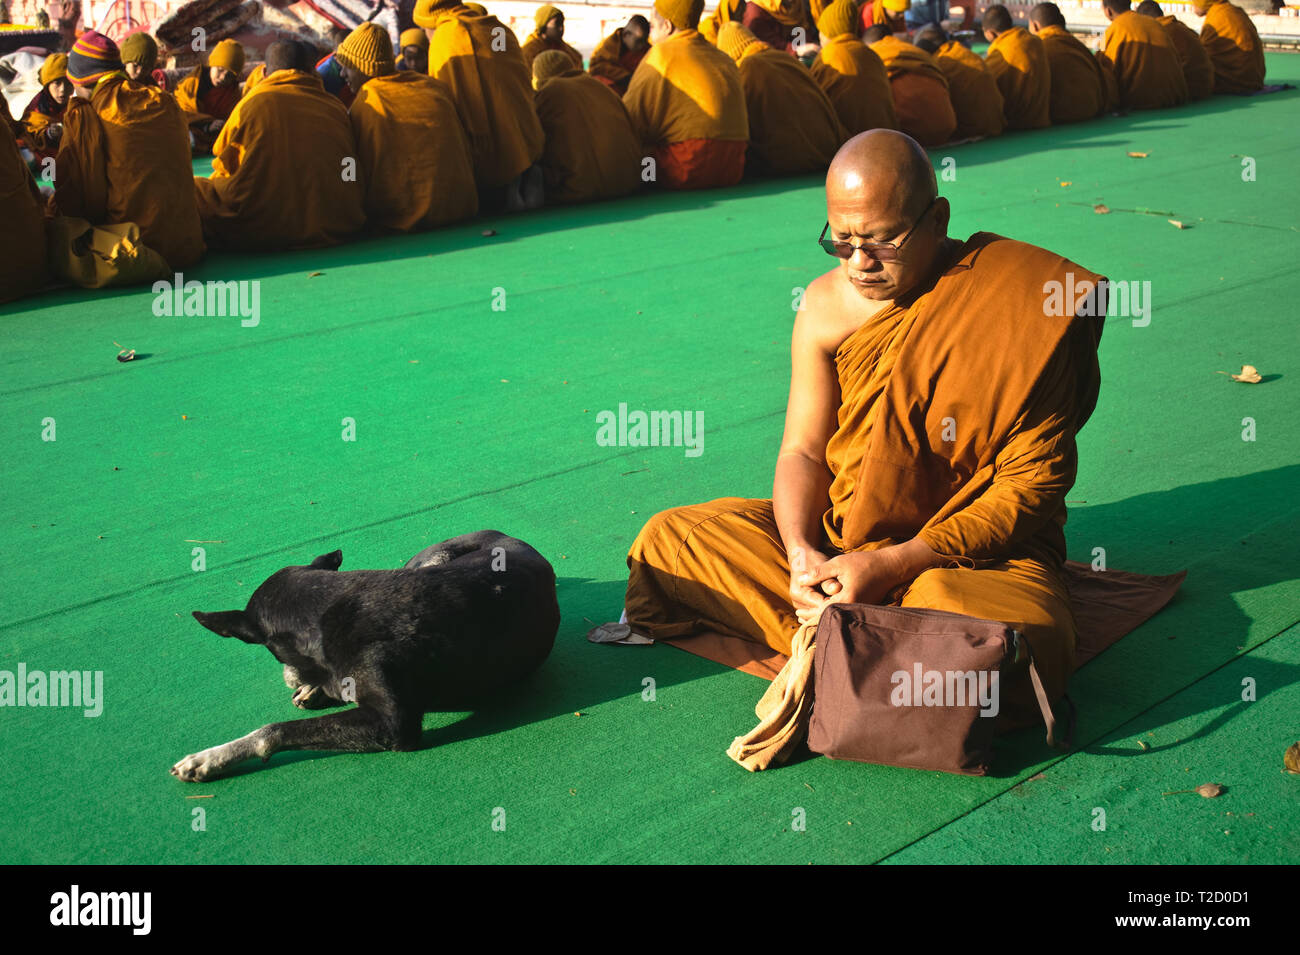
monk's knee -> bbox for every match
[899,567,966,612]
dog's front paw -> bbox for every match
[292,684,331,709]
[170,745,234,782]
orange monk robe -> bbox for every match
[1155,15,1214,100]
[1200,0,1265,94]
[984,27,1051,130]
[701,0,744,44]
[242,62,267,97]
[194,70,365,250]
[1036,24,1109,123]
[869,36,956,147]
[54,76,205,269]
[348,71,477,231]
[810,34,898,136]
[533,67,642,203]
[624,233,1105,727]
[743,0,804,50]
[622,29,749,190]
[733,44,846,176]
[174,65,242,150]
[416,1,545,190]
[21,91,66,162]
[1,117,47,302]
[520,34,584,71]
[1098,10,1187,109]
[589,28,649,93]
[933,39,1005,139]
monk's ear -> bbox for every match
[310,550,342,571]
[192,610,263,644]
[933,196,952,234]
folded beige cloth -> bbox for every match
[726,618,819,771]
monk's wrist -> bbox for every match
[889,537,942,585]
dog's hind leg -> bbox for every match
[170,705,419,782]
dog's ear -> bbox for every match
[191,610,263,644]
[310,550,342,571]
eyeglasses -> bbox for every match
[818,196,939,262]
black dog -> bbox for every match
[171,530,559,782]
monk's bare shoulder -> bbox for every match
[797,266,893,355]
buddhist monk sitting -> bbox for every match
[717,22,846,177]
[2,114,49,302]
[176,38,245,153]
[522,4,584,70]
[915,25,1005,140]
[700,0,746,46]
[54,31,205,269]
[193,39,366,250]
[413,0,545,212]
[589,14,651,94]
[1135,1,1213,100]
[617,128,1104,736]
[981,4,1051,130]
[858,0,910,37]
[864,24,956,147]
[21,53,71,163]
[1097,0,1187,109]
[397,28,430,74]
[742,0,805,52]
[335,22,477,232]
[810,0,898,138]
[1194,0,1265,93]
[623,0,749,190]
[119,32,163,89]
[531,49,642,204]
[1027,2,1111,123]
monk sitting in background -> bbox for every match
[21,53,71,163]
[864,24,956,147]
[742,0,805,52]
[717,22,845,176]
[623,0,749,190]
[981,5,1051,130]
[532,49,642,203]
[120,32,164,88]
[1,116,48,302]
[414,0,545,211]
[54,31,205,269]
[1194,0,1265,93]
[1097,0,1187,109]
[176,38,244,153]
[522,4,584,70]
[915,25,1005,140]
[1028,2,1111,123]
[618,128,1104,733]
[1135,1,1213,100]
[858,0,910,37]
[589,14,651,94]
[701,0,746,45]
[336,22,477,232]
[811,0,898,138]
[397,28,430,74]
[194,40,365,250]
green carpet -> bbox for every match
[1,56,1297,864]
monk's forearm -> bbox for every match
[773,451,832,560]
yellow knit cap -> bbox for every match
[654,0,705,30]
[532,47,575,88]
[817,0,857,38]
[119,32,158,69]
[209,38,245,73]
[39,52,68,86]
[881,0,910,11]
[464,1,487,11]
[400,28,428,50]
[717,21,764,59]
[534,3,562,32]
[412,0,462,28]
[337,22,396,77]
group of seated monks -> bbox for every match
[1,0,1271,303]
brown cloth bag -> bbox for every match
[806,604,1068,775]
[46,216,171,289]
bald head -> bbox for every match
[981,4,1013,34]
[1102,0,1131,13]
[1134,0,1163,14]
[1028,2,1065,28]
[913,23,948,53]
[266,39,312,74]
[827,130,937,220]
[861,23,890,43]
